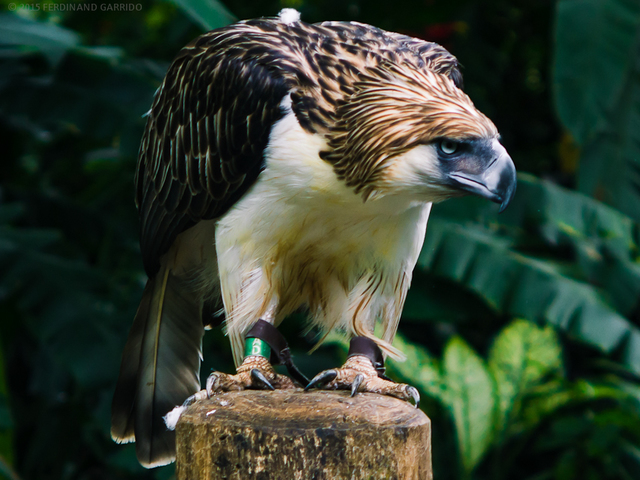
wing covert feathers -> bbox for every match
[111,267,204,468]
[137,50,289,275]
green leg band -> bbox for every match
[244,337,271,359]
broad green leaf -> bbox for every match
[442,337,496,474]
[496,174,640,315]
[500,174,639,258]
[418,217,640,375]
[577,78,640,222]
[168,0,235,31]
[436,173,640,263]
[488,319,562,442]
[553,0,640,220]
[0,14,79,65]
[436,173,640,282]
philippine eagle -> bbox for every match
[111,9,517,467]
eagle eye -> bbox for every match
[438,140,459,155]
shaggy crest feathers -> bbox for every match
[322,64,497,198]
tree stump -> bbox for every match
[176,389,432,479]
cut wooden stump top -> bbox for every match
[176,389,432,480]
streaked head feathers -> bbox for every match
[322,62,498,197]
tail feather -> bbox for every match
[111,265,204,468]
[110,281,154,444]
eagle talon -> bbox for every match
[305,370,338,391]
[406,386,420,409]
[351,373,364,397]
[250,368,275,390]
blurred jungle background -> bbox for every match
[2,0,640,478]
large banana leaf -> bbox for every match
[499,174,640,315]
[417,215,640,375]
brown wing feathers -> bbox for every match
[136,50,289,275]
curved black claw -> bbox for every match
[351,373,364,397]
[250,369,275,390]
[407,386,420,409]
[305,370,338,391]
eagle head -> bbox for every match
[322,63,516,210]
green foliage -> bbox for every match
[0,3,203,478]
[488,320,562,443]
[170,0,235,30]
[443,337,495,476]
[389,321,561,475]
[419,174,640,375]
[0,13,80,65]
[554,0,640,221]
[1,0,640,479]
[390,320,640,479]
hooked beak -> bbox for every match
[448,150,517,212]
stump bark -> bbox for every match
[176,389,432,479]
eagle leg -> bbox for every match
[305,337,420,408]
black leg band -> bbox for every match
[246,320,310,387]
[347,336,389,379]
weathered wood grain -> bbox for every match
[176,389,432,479]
